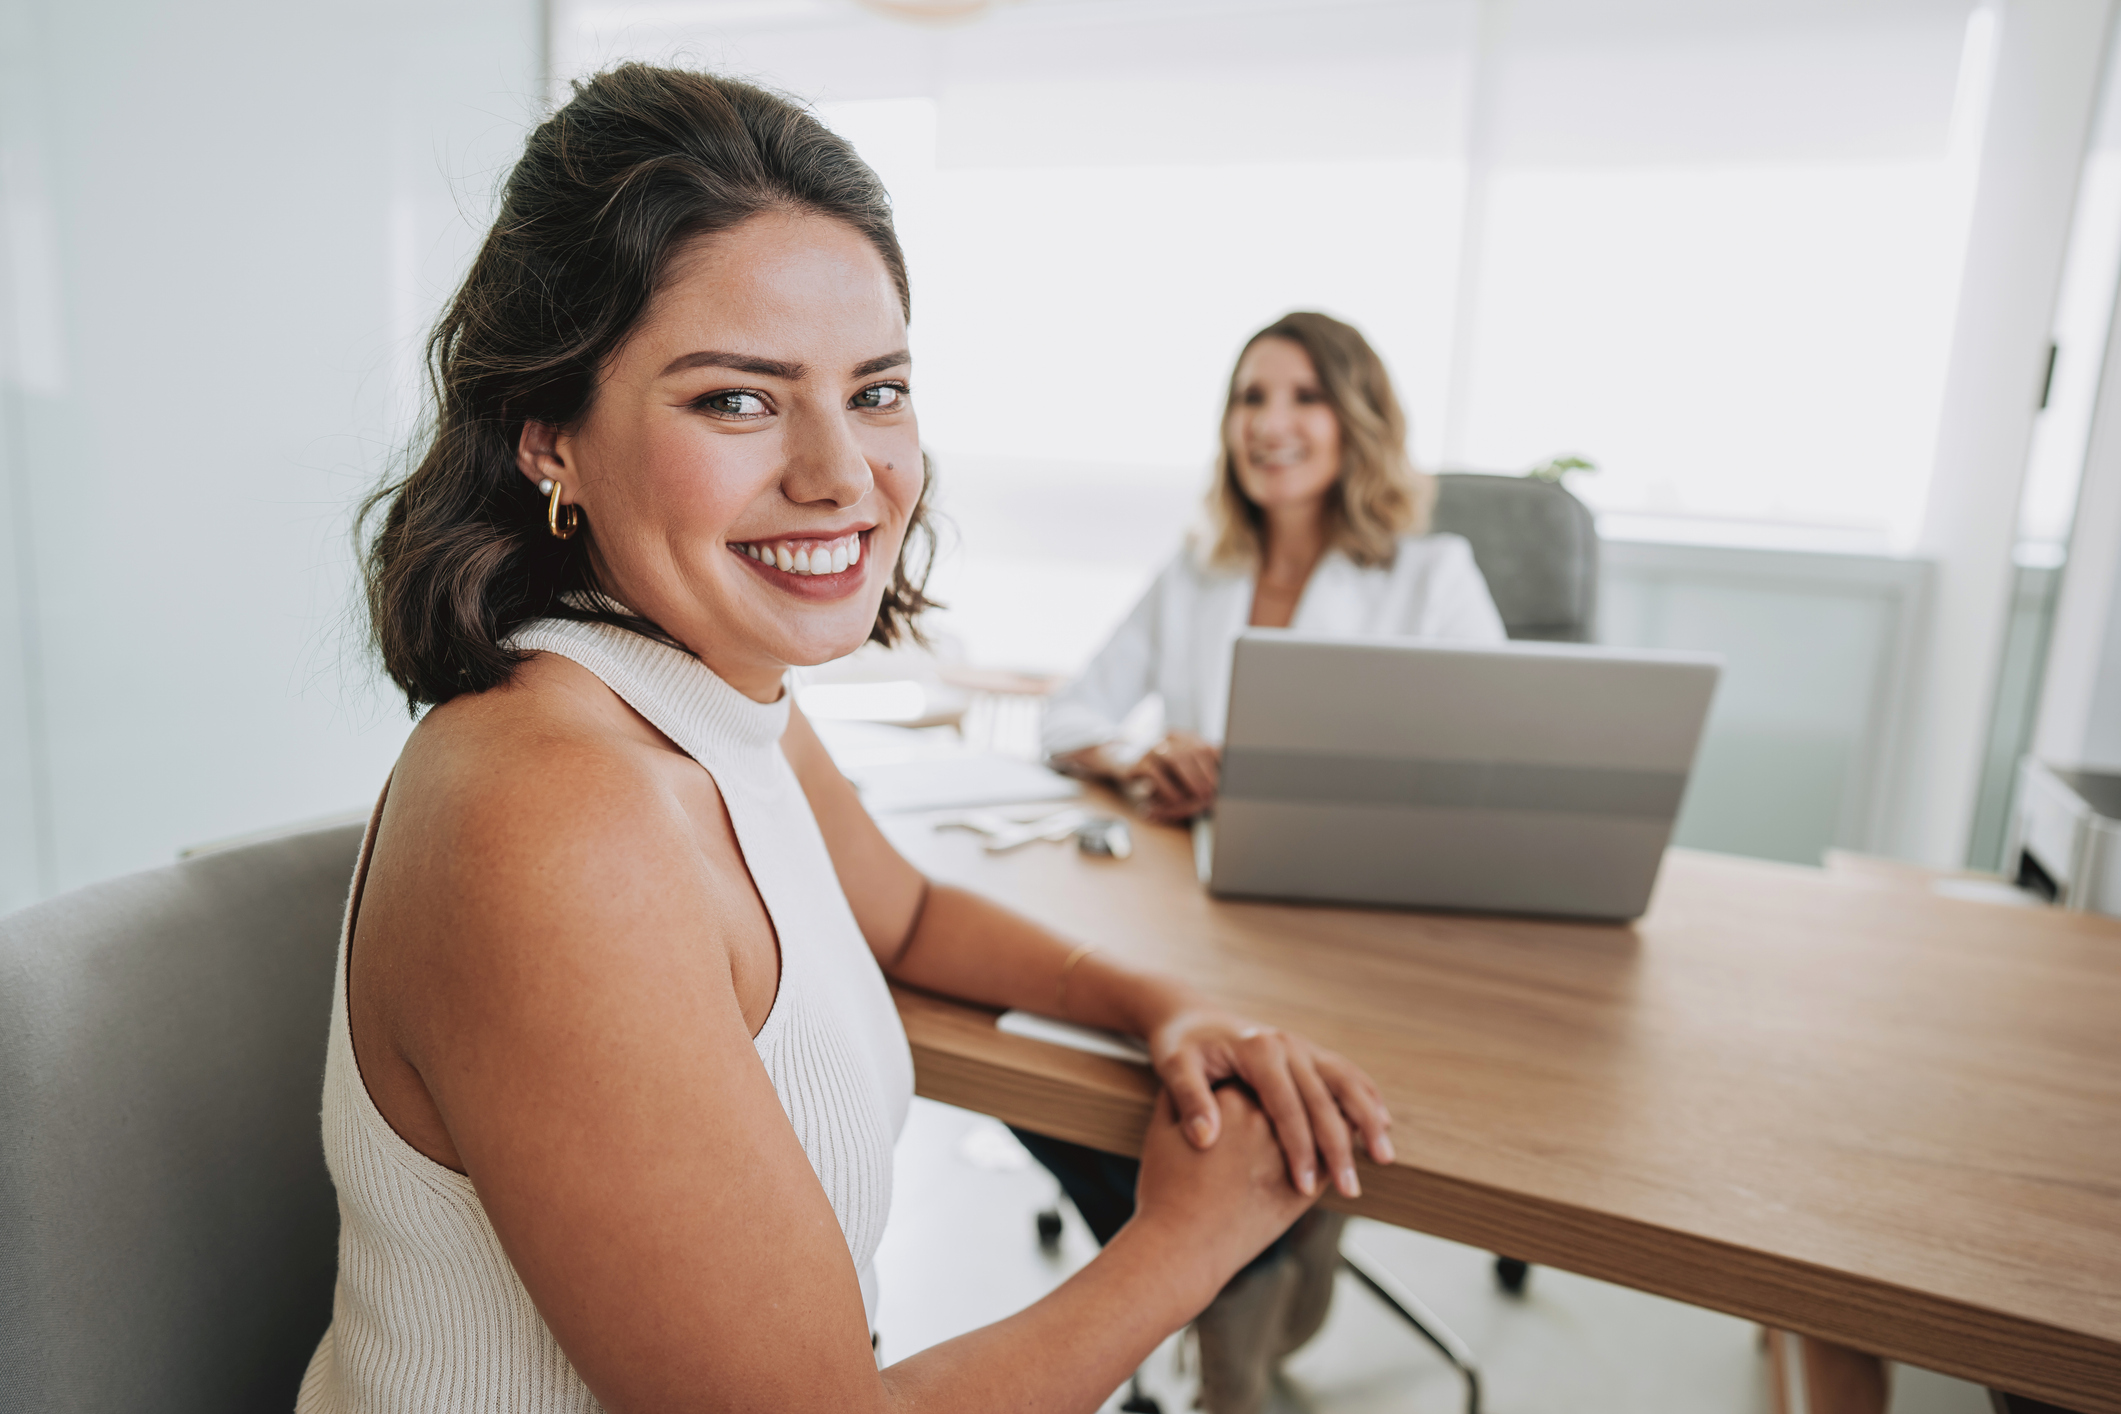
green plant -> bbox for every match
[1526,454,1597,483]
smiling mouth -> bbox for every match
[1248,448,1312,469]
[730,530,866,578]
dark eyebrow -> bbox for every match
[658,348,911,381]
[852,349,911,378]
[659,350,806,379]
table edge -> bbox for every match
[894,984,2121,1412]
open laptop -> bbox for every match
[1201,631,1721,921]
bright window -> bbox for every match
[553,0,1992,666]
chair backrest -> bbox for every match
[0,822,364,1414]
[1430,472,1600,642]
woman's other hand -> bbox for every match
[1130,1086,1315,1293]
[1119,731,1221,822]
[1146,1005,1394,1201]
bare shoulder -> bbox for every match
[358,650,741,1035]
[389,651,704,891]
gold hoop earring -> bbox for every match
[539,477,579,540]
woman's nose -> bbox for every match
[781,405,875,508]
[1249,397,1297,441]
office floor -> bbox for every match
[874,1098,1993,1414]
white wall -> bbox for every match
[1891,0,2114,867]
[2035,216,2121,773]
[0,0,542,911]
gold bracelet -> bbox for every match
[1056,943,1097,1019]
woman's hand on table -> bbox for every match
[1141,1000,1394,1201]
[1117,731,1221,823]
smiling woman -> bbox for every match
[1043,312,1506,826]
[360,80,936,706]
[1029,311,1503,1405]
[307,64,1397,1414]
[506,208,926,683]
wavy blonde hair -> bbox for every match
[1201,311,1434,571]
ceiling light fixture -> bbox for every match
[852,0,1019,24]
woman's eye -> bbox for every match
[852,382,908,411]
[696,390,768,418]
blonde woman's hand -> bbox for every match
[1118,731,1221,823]
[1145,1003,1394,1201]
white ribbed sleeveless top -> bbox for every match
[296,616,915,1414]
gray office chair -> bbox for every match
[1431,471,1600,642]
[0,821,364,1414]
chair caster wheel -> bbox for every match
[1494,1256,1529,1295]
[1035,1206,1064,1252]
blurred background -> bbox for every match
[5,0,2121,907]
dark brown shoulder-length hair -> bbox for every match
[1200,310,1434,572]
[361,64,938,711]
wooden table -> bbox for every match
[881,804,2121,1413]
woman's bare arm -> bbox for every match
[782,705,1394,1198]
[780,704,1191,1037]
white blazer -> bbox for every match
[1042,533,1508,756]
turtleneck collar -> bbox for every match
[506,609,791,790]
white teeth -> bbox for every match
[742,534,864,575]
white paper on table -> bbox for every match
[996,1009,1152,1065]
[847,753,1080,815]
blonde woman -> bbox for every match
[1030,312,1503,1412]
[1044,310,1505,822]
